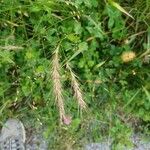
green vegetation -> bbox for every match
[0,0,150,149]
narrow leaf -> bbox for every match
[143,86,150,102]
[109,0,134,19]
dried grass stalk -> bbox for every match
[0,45,23,50]
[52,49,65,124]
[67,64,86,109]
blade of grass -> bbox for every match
[123,89,141,109]
[94,60,107,69]
[0,100,10,116]
[142,86,150,102]
[108,0,134,19]
[67,49,85,62]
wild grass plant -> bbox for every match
[0,0,150,149]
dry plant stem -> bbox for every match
[67,64,86,110]
[0,45,23,50]
[52,47,65,124]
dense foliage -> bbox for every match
[0,0,150,149]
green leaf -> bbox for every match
[123,89,141,109]
[108,17,114,29]
[143,86,150,102]
[67,42,88,62]
[67,34,80,43]
[78,42,88,51]
[35,65,45,74]
[74,22,82,34]
[0,51,14,64]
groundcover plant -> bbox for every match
[0,0,149,149]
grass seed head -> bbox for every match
[67,64,87,110]
[52,50,66,124]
